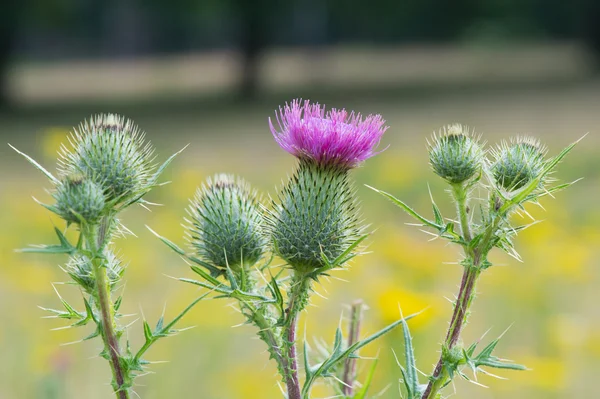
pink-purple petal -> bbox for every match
[269,99,388,168]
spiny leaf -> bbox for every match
[301,311,422,398]
[353,358,378,399]
[150,144,189,186]
[9,144,59,184]
[401,316,419,397]
[366,185,440,229]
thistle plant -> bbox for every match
[150,99,418,399]
[369,125,583,399]
[10,114,202,399]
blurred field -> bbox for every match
[0,46,599,399]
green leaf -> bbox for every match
[147,225,223,278]
[401,316,419,397]
[19,245,74,255]
[9,144,59,184]
[143,320,153,342]
[366,185,440,229]
[146,225,186,255]
[303,340,312,379]
[150,144,189,186]
[467,330,527,374]
[301,311,422,398]
[134,292,208,362]
[268,274,284,312]
[428,184,444,226]
[353,358,378,399]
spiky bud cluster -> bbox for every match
[65,251,124,295]
[428,124,484,184]
[491,137,547,191]
[59,114,155,204]
[186,174,266,271]
[267,161,360,273]
[53,174,105,224]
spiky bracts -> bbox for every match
[186,174,266,272]
[269,99,387,169]
[267,161,361,274]
[64,250,124,295]
[491,136,547,191]
[59,114,155,204]
[13,113,190,399]
[53,174,105,224]
[428,124,484,184]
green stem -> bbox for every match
[86,220,131,399]
[451,183,472,242]
[422,183,481,399]
[421,264,481,399]
[284,273,311,399]
[246,301,286,374]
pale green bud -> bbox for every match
[428,125,484,184]
[59,114,155,204]
[186,174,266,271]
[491,136,546,191]
[53,174,105,224]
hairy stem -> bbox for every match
[87,220,130,399]
[249,303,286,374]
[342,300,364,396]
[422,183,481,399]
[421,264,480,399]
[451,182,472,242]
[284,273,311,399]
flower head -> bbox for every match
[428,124,484,184]
[269,99,387,169]
[491,136,547,191]
[53,174,106,224]
[186,174,266,271]
[266,162,361,273]
[59,114,155,204]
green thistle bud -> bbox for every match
[428,124,484,184]
[491,136,547,191]
[186,174,266,271]
[59,114,155,204]
[53,174,105,224]
[65,251,124,294]
[267,161,360,274]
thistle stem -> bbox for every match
[451,182,472,242]
[342,300,364,396]
[284,273,311,399]
[421,264,480,399]
[248,303,286,373]
[87,220,130,399]
[422,183,481,399]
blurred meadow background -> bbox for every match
[1,1,600,398]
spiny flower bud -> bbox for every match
[65,251,124,294]
[186,174,266,271]
[59,114,155,204]
[53,174,105,224]
[269,99,387,169]
[428,124,484,184]
[491,136,547,191]
[267,161,361,273]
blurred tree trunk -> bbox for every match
[237,0,270,100]
[0,0,19,109]
[579,0,600,67]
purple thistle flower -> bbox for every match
[269,99,388,169]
